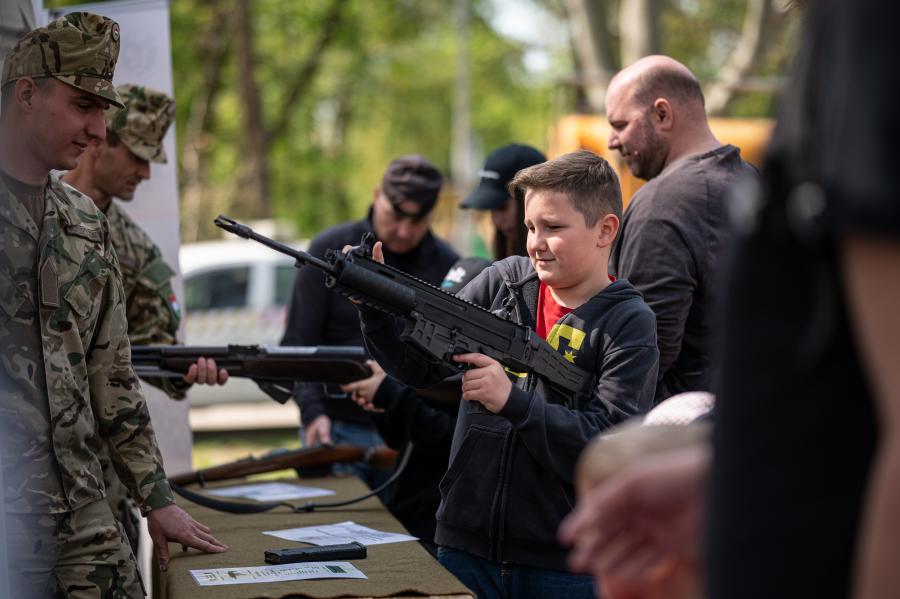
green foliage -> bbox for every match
[660,0,799,115]
[172,0,558,240]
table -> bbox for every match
[154,475,473,599]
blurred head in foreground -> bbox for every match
[575,421,710,599]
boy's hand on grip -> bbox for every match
[455,352,512,413]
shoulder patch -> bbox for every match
[65,224,103,243]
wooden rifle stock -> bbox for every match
[168,444,398,486]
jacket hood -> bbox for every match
[491,255,646,308]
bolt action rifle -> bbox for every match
[167,444,401,514]
[168,444,397,487]
[214,216,594,407]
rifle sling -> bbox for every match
[170,442,413,514]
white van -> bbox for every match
[179,239,304,406]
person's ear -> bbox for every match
[597,213,620,248]
[653,98,674,131]
[14,77,40,112]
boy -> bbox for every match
[359,150,659,598]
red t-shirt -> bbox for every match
[536,281,573,340]
[535,276,617,339]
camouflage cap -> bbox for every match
[106,84,175,163]
[1,13,123,108]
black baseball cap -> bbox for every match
[461,144,547,210]
[381,154,444,217]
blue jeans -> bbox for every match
[438,546,597,599]
[300,420,393,491]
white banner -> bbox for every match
[48,0,191,477]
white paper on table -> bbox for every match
[190,561,366,586]
[263,521,418,546]
[206,482,335,502]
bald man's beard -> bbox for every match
[621,120,668,181]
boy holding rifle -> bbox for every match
[359,151,659,598]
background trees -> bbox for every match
[46,0,799,242]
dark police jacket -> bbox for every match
[361,256,659,570]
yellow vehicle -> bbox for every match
[548,114,774,207]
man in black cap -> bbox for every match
[281,155,459,486]
[461,143,546,260]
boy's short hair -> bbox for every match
[508,150,622,226]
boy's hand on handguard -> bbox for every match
[342,360,387,412]
[454,353,512,413]
[341,241,384,264]
[342,242,385,306]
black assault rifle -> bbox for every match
[214,216,594,406]
[131,344,372,403]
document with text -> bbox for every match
[190,562,366,586]
[206,482,335,502]
[264,521,418,546]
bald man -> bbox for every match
[607,55,757,404]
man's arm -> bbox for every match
[125,247,227,397]
[90,235,226,561]
[841,236,900,599]
[89,259,174,512]
[616,214,696,382]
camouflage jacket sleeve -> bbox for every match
[107,203,188,399]
[89,222,176,514]
[125,248,189,399]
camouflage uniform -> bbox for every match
[103,84,186,399]
[1,14,175,598]
[98,86,185,556]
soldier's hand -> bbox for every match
[184,357,228,385]
[148,503,228,571]
[342,360,387,412]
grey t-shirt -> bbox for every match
[611,144,757,403]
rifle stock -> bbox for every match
[168,444,398,486]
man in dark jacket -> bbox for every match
[360,151,658,598]
[607,55,757,403]
[281,155,458,486]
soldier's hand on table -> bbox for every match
[304,414,333,446]
[183,357,228,385]
[342,360,387,412]
[148,503,228,571]
[455,353,512,413]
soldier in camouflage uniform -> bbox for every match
[63,84,227,555]
[63,84,228,399]
[0,13,227,598]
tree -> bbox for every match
[171,0,558,241]
[561,0,797,114]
